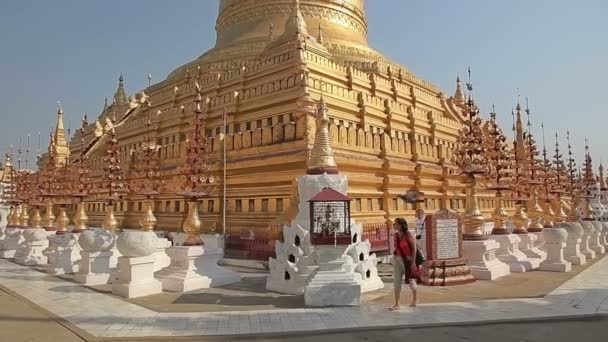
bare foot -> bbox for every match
[389,305,400,311]
[409,302,417,308]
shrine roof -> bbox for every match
[308,187,351,202]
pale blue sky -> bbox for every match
[0,0,606,167]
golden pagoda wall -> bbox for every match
[68,43,511,232]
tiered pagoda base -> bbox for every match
[304,245,362,307]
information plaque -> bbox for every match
[421,209,475,286]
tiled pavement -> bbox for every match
[0,258,608,339]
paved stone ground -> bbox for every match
[231,315,608,342]
[0,287,84,342]
[368,255,606,306]
[1,254,608,340]
[37,255,601,314]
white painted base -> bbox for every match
[492,234,540,272]
[579,222,597,260]
[0,230,23,259]
[539,228,571,273]
[46,246,80,275]
[108,245,121,284]
[540,242,572,272]
[589,222,606,254]
[463,239,510,280]
[561,223,587,265]
[155,246,241,292]
[304,245,362,307]
[602,223,608,247]
[153,238,171,272]
[15,240,49,266]
[518,234,547,262]
[112,255,162,298]
[74,251,113,285]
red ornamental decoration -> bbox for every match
[308,187,352,245]
[176,85,215,197]
[100,129,125,204]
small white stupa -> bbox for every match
[266,97,383,301]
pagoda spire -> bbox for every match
[318,23,324,44]
[292,0,308,36]
[102,97,109,114]
[113,73,128,106]
[599,162,607,190]
[1,150,13,183]
[514,101,525,163]
[51,103,70,166]
[583,139,595,186]
[307,96,338,175]
[453,76,465,107]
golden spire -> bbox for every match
[318,23,324,44]
[292,0,307,36]
[514,101,526,163]
[307,97,338,175]
[583,139,595,185]
[51,103,70,166]
[1,149,13,183]
[270,0,310,46]
[453,76,465,107]
[113,73,128,106]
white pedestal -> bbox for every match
[0,227,5,251]
[539,228,572,273]
[153,238,171,272]
[15,239,49,266]
[579,222,597,260]
[45,234,80,275]
[112,255,162,298]
[589,222,606,254]
[561,222,587,265]
[0,228,23,259]
[518,233,547,262]
[108,245,121,284]
[602,222,608,246]
[304,245,362,307]
[156,246,241,292]
[492,234,540,272]
[74,251,113,285]
[463,239,510,280]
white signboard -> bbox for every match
[435,218,460,259]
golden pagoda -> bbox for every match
[57,0,502,234]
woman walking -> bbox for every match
[390,217,418,310]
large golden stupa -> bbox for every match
[60,0,494,232]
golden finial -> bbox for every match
[453,75,465,106]
[307,97,338,175]
[318,23,324,44]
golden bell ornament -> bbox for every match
[102,204,118,231]
[19,204,30,228]
[72,202,89,232]
[182,201,203,246]
[527,192,545,232]
[42,202,56,230]
[462,174,486,240]
[29,207,43,229]
[56,207,70,233]
[139,200,157,231]
[512,201,529,234]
